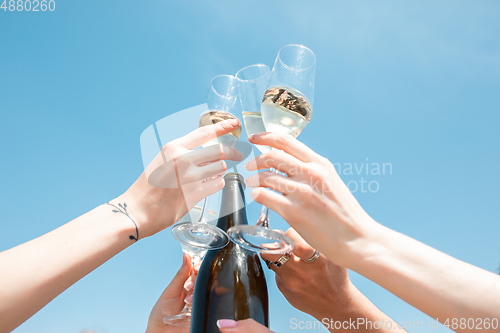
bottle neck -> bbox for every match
[216,174,248,232]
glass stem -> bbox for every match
[257,167,276,228]
[257,205,270,228]
[197,197,209,223]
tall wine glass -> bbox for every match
[226,64,294,254]
[237,64,272,154]
[163,207,213,327]
[170,75,242,250]
[228,45,316,254]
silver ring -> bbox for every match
[274,252,291,267]
[303,250,320,263]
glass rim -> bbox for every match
[209,74,239,99]
[277,44,316,72]
[235,63,271,82]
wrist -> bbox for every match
[108,194,147,241]
[346,221,392,273]
[311,282,361,323]
[116,187,180,239]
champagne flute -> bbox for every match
[227,64,294,254]
[228,45,316,254]
[163,207,212,327]
[170,75,242,250]
[237,64,272,154]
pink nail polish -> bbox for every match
[217,319,238,329]
[184,294,193,303]
[184,280,195,291]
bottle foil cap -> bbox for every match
[224,172,246,189]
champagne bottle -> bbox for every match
[190,173,269,332]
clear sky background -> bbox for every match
[1,1,499,332]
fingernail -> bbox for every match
[250,188,258,200]
[184,294,193,303]
[217,319,238,329]
[184,280,195,291]
[245,175,255,186]
[238,151,244,160]
[248,134,255,141]
[229,119,240,126]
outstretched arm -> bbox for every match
[245,132,500,332]
[262,228,406,333]
[0,119,242,333]
[0,202,137,333]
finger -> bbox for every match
[217,319,274,332]
[177,119,241,150]
[244,149,306,177]
[184,270,198,291]
[246,171,306,195]
[159,253,192,300]
[182,176,225,210]
[190,144,244,166]
[260,251,283,265]
[178,160,227,186]
[197,174,226,198]
[250,188,292,219]
[195,160,228,181]
[261,252,298,276]
[260,229,289,264]
[285,228,317,261]
[248,132,318,163]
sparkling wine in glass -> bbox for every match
[228,45,316,255]
[261,86,312,138]
[199,110,241,147]
[236,64,272,154]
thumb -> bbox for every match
[159,253,192,299]
[217,319,274,333]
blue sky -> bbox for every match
[1,1,499,332]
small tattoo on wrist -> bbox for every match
[106,202,139,242]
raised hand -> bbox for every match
[118,118,243,239]
[245,131,377,268]
[146,254,197,333]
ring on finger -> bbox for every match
[303,250,320,263]
[274,252,291,268]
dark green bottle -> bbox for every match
[190,173,269,332]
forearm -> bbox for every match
[313,284,406,332]
[0,198,137,332]
[350,225,500,330]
